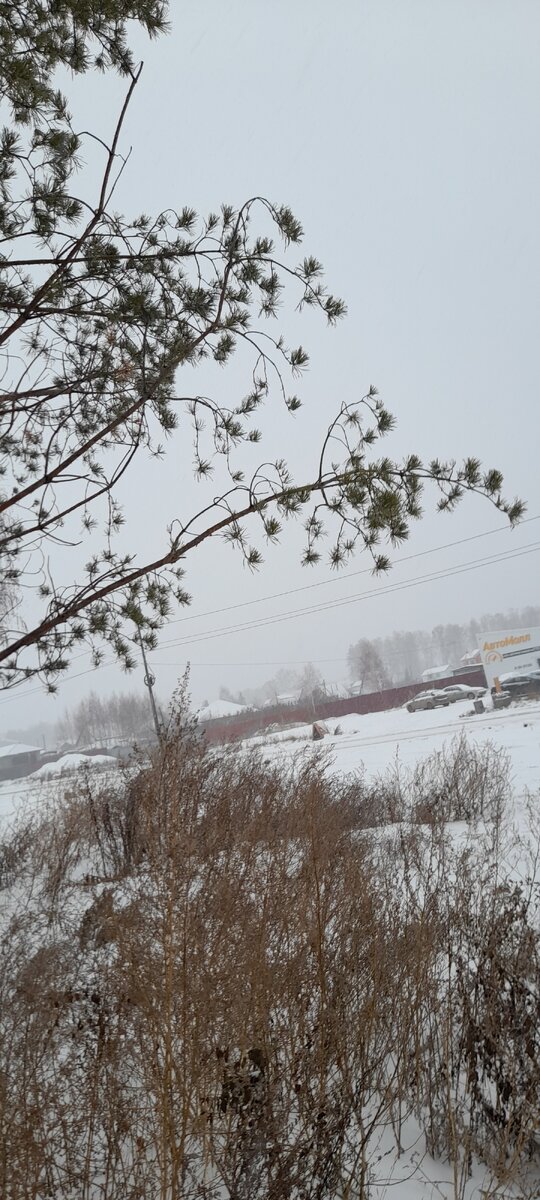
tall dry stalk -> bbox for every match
[0,707,538,1198]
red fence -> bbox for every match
[200,669,487,744]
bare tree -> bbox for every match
[347,638,390,692]
[56,689,156,747]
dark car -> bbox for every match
[405,689,451,713]
[492,671,540,700]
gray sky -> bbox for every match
[4,0,540,732]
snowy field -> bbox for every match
[1,697,538,833]
[2,698,539,829]
[247,696,540,794]
[244,698,540,1198]
[0,753,120,828]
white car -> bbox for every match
[441,684,486,703]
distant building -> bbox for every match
[196,699,248,722]
[0,742,41,781]
[421,665,451,684]
[275,691,301,707]
[453,649,486,680]
[460,649,482,667]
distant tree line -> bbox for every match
[56,691,157,747]
[347,604,540,691]
[4,690,158,751]
[218,605,540,706]
[7,605,540,747]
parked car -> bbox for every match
[491,671,540,701]
[405,690,451,713]
[441,683,486,703]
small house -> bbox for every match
[0,742,41,782]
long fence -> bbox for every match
[200,668,487,743]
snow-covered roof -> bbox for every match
[196,699,248,721]
[30,753,116,778]
[460,649,481,664]
[0,742,40,758]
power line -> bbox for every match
[151,657,349,668]
[0,660,116,707]
[3,539,539,704]
[0,652,348,707]
[151,540,540,653]
[163,514,540,627]
[2,522,539,705]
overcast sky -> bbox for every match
[4,0,540,733]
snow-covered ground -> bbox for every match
[32,751,116,778]
[1,698,538,833]
[1,700,539,1200]
[0,753,120,827]
[247,697,540,794]
[246,699,540,1197]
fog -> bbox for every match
[3,0,539,735]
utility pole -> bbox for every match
[136,628,161,741]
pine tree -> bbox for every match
[0,3,524,691]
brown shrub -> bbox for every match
[0,703,537,1199]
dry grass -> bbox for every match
[0,703,539,1199]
